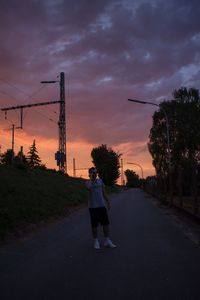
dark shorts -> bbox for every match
[89,207,110,228]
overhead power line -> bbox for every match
[0,72,67,173]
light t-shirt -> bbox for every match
[86,178,106,208]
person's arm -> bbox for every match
[102,186,111,209]
[85,180,92,191]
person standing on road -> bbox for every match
[85,167,116,250]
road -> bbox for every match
[0,189,200,300]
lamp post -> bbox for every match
[128,98,171,164]
[127,162,144,179]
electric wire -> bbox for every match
[0,77,59,155]
[0,89,19,102]
[0,78,29,97]
[0,79,59,125]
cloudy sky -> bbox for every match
[0,0,200,178]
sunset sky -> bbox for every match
[0,0,200,179]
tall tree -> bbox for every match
[91,144,121,186]
[148,87,200,176]
[124,169,140,187]
[27,140,41,168]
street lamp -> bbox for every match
[127,162,144,179]
[128,98,171,164]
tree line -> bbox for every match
[91,87,200,194]
[0,139,139,186]
[148,87,200,178]
[0,140,43,169]
[144,87,200,216]
[91,144,141,187]
[2,86,197,193]
[148,87,200,195]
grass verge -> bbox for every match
[0,165,88,243]
[0,165,122,243]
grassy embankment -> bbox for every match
[0,165,121,242]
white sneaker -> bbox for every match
[104,238,116,248]
[94,239,100,250]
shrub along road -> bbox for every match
[0,189,200,300]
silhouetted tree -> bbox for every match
[27,140,41,168]
[91,144,121,186]
[14,150,27,165]
[148,87,200,176]
[1,149,14,165]
[124,169,140,187]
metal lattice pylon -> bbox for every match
[57,72,67,173]
[1,72,67,173]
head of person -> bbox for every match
[88,167,97,179]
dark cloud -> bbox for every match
[0,0,200,150]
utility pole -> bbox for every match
[11,124,15,154]
[10,124,21,162]
[121,158,124,186]
[19,146,24,163]
[1,72,67,173]
[73,158,76,177]
[11,124,15,163]
[57,72,66,173]
[2,100,60,164]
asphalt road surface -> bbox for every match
[0,189,200,300]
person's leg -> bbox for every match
[92,227,98,239]
[89,208,100,249]
[92,227,100,249]
[101,209,116,248]
[89,208,98,238]
[103,225,109,238]
[104,234,117,248]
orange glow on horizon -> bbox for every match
[0,128,155,180]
